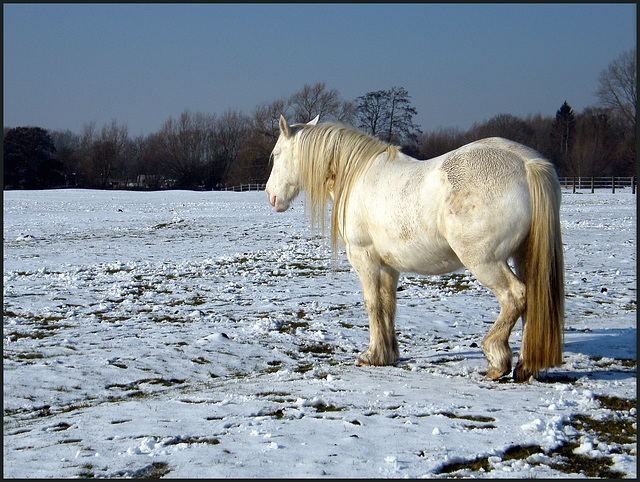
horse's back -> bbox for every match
[439,138,534,263]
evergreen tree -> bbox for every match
[551,101,576,167]
[3,127,63,189]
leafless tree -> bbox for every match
[355,86,421,146]
[469,113,534,145]
[78,120,129,187]
[208,109,251,188]
[290,82,354,124]
[157,110,214,189]
[418,126,469,160]
[596,48,636,128]
[355,90,388,137]
[50,129,81,186]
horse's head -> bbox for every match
[266,115,318,212]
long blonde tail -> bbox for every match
[515,158,565,381]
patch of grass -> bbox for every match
[596,394,636,412]
[462,423,497,430]
[76,463,96,478]
[58,438,83,444]
[571,414,636,446]
[299,342,334,356]
[164,435,220,446]
[108,360,128,369]
[315,403,344,413]
[549,442,625,478]
[436,412,496,423]
[502,444,545,460]
[293,362,314,374]
[191,356,210,365]
[105,377,186,392]
[435,395,636,478]
[13,352,45,360]
[258,408,285,419]
[401,272,477,295]
[590,357,637,369]
[50,422,72,431]
[278,319,308,334]
[111,461,172,479]
[259,360,284,375]
[436,441,625,478]
[438,455,490,475]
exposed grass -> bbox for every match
[106,461,171,479]
[435,395,636,478]
[314,403,344,413]
[293,362,315,374]
[105,377,186,392]
[164,435,220,446]
[299,342,334,356]
[548,442,625,478]
[278,319,309,334]
[400,272,478,295]
[436,412,496,423]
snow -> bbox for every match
[3,188,636,478]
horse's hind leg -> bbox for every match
[347,246,400,366]
[468,261,526,380]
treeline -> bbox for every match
[4,50,636,190]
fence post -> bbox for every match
[612,176,615,194]
[633,176,636,195]
[572,177,576,194]
[590,177,594,193]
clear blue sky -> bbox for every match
[3,3,636,137]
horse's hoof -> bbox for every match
[357,353,375,366]
[357,351,397,366]
[513,363,535,382]
[484,367,510,381]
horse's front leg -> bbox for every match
[347,246,400,366]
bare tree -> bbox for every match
[469,113,534,145]
[290,82,353,124]
[50,129,81,186]
[566,107,617,177]
[135,133,170,189]
[355,86,422,146]
[77,120,129,188]
[385,86,422,145]
[251,97,292,146]
[355,90,388,137]
[418,126,469,160]
[157,110,214,189]
[596,48,636,128]
[207,109,251,188]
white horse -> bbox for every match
[266,116,564,382]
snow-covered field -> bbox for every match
[3,188,636,478]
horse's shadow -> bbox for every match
[396,327,636,384]
[562,326,636,359]
[541,326,637,383]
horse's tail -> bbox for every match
[515,157,565,381]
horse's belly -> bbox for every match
[379,240,463,275]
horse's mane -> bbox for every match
[294,122,399,256]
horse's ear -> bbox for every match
[279,115,290,137]
[308,115,319,126]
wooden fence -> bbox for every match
[223,182,267,192]
[559,177,636,194]
[223,178,636,194]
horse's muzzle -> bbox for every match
[266,189,289,212]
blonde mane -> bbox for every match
[294,123,399,257]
